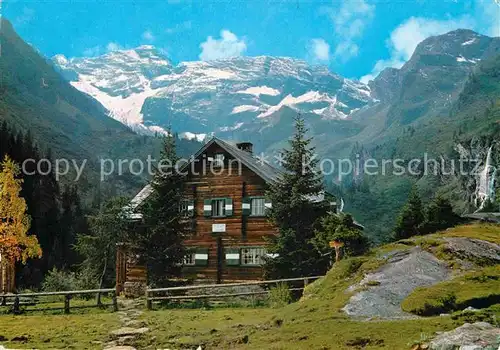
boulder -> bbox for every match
[429,322,500,350]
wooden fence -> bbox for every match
[0,288,118,314]
[146,276,323,310]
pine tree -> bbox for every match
[131,133,186,286]
[393,186,424,240]
[0,156,42,264]
[264,115,328,279]
[421,195,462,234]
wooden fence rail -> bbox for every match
[146,275,323,310]
[0,288,117,314]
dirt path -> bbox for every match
[104,298,149,350]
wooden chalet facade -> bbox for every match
[118,137,336,292]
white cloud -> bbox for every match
[477,0,500,37]
[142,30,155,42]
[199,30,247,61]
[325,0,375,62]
[106,42,122,51]
[360,15,475,83]
[310,38,330,62]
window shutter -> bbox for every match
[195,248,209,266]
[242,197,251,216]
[225,198,233,216]
[264,198,272,214]
[188,200,195,217]
[225,247,240,266]
[203,199,212,217]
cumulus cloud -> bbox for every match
[142,30,155,42]
[199,30,247,61]
[324,0,375,62]
[310,38,330,62]
[360,15,475,83]
[106,42,122,51]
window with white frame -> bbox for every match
[240,247,267,266]
[183,252,196,266]
[250,198,265,216]
[211,199,225,217]
[213,153,224,167]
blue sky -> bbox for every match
[2,0,499,82]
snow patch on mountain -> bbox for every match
[462,38,477,46]
[181,132,208,142]
[456,55,479,64]
[235,86,280,97]
[71,74,157,125]
[257,91,337,119]
[220,122,244,131]
[231,105,260,114]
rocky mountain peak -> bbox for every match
[53,48,374,138]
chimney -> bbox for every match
[236,142,253,154]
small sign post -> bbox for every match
[329,240,344,263]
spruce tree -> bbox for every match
[131,133,186,286]
[264,115,328,279]
[393,185,424,240]
[421,195,462,234]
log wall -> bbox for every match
[181,143,277,282]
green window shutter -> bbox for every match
[242,197,251,216]
[195,248,209,266]
[225,247,240,266]
[225,198,233,216]
[264,198,272,214]
[188,200,195,217]
[203,199,212,217]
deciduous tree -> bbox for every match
[0,156,41,264]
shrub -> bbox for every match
[268,283,292,308]
[42,268,78,292]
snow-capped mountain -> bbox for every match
[53,50,373,141]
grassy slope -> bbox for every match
[0,313,119,349]
[0,224,497,349]
[134,224,499,349]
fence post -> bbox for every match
[112,292,118,312]
[304,278,309,288]
[146,290,152,310]
[1,295,5,306]
[64,294,70,314]
[13,296,20,314]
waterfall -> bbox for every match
[475,145,497,211]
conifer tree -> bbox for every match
[132,133,186,286]
[264,115,328,278]
[393,185,424,240]
[313,213,369,262]
[421,195,462,234]
[0,156,42,264]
